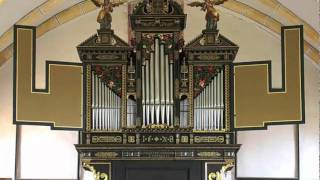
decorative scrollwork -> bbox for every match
[208,162,234,180]
[83,163,109,180]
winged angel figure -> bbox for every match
[188,0,227,30]
[91,0,127,29]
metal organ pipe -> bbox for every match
[160,44,165,124]
[194,68,225,131]
[150,50,155,125]
[154,38,160,125]
[141,37,174,127]
[127,98,136,127]
[180,98,188,128]
[91,69,121,131]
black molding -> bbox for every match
[230,63,235,132]
[295,125,300,179]
[14,125,21,180]
[233,25,305,131]
[234,130,238,178]
[13,25,83,130]
[77,131,81,180]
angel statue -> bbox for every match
[91,0,127,29]
[188,0,227,30]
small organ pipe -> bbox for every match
[91,71,95,130]
[221,68,224,129]
[91,69,121,131]
[95,74,99,130]
[214,73,218,130]
[146,60,150,125]
[193,68,225,131]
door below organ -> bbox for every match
[113,161,202,180]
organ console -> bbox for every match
[76,0,241,179]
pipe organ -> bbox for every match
[194,68,225,131]
[142,37,174,127]
[91,68,122,131]
[76,1,241,180]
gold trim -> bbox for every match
[224,65,230,131]
[95,152,119,158]
[87,65,92,130]
[83,162,111,180]
[197,152,222,157]
[121,65,127,128]
[145,124,170,129]
[208,163,234,180]
[188,65,194,128]
[206,160,235,180]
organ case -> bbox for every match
[76,1,240,180]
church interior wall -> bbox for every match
[0,4,318,180]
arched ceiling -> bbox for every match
[0,0,319,66]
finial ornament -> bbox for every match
[188,0,227,30]
[91,0,128,29]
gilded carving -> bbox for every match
[208,162,234,180]
[181,135,189,143]
[140,134,175,144]
[127,135,136,143]
[92,135,122,143]
[83,163,109,180]
[197,151,221,157]
[194,136,224,143]
[188,0,228,30]
[95,152,119,158]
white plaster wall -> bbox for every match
[0,59,16,179]
[237,125,297,178]
[299,59,320,180]
[20,126,79,179]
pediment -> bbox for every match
[77,33,130,49]
[184,33,238,51]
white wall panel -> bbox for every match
[237,125,297,178]
[0,59,16,179]
[299,59,319,180]
[20,126,78,179]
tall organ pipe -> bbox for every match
[142,65,145,126]
[165,55,170,126]
[160,44,165,124]
[154,38,160,124]
[141,37,174,127]
[150,53,155,124]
